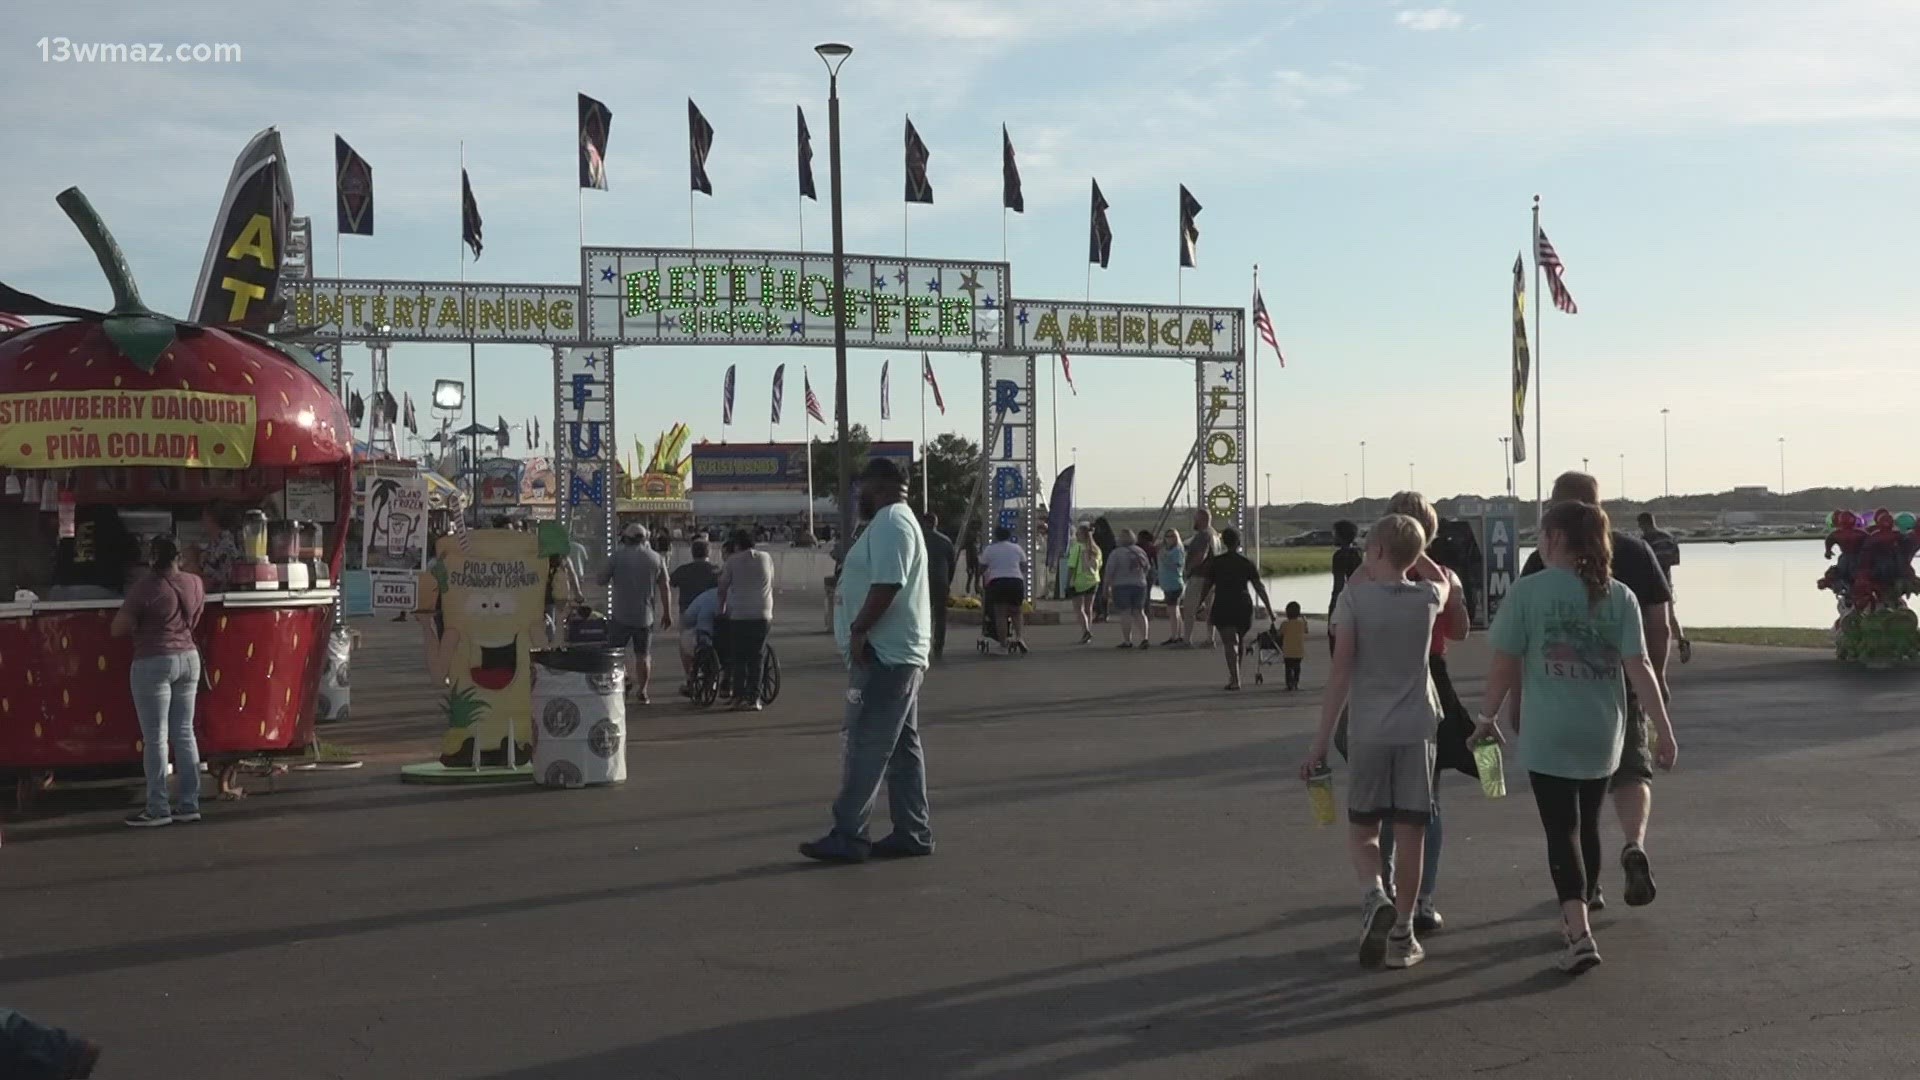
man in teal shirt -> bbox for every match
[801,458,934,863]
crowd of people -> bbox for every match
[1296,472,1681,975]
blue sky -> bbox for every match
[8,0,1918,506]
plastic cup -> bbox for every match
[1306,764,1337,826]
[1473,741,1507,799]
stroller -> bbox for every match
[1245,625,1284,685]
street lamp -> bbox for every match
[1618,453,1625,502]
[1660,407,1671,497]
[1408,462,1415,490]
[1778,436,1786,495]
[817,41,854,549]
[1359,440,1368,501]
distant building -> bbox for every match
[1732,485,1771,497]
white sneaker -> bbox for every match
[1384,925,1425,969]
[1559,932,1602,975]
[1357,889,1395,968]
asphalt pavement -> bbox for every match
[4,613,1918,1079]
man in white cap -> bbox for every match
[605,523,671,705]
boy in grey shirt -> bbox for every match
[1301,513,1450,970]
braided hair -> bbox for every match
[1542,500,1613,608]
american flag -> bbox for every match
[1534,226,1578,314]
[771,364,786,425]
[0,313,30,331]
[1059,353,1078,396]
[880,360,892,421]
[922,352,945,414]
[804,369,826,423]
[1252,284,1283,366]
[721,364,736,425]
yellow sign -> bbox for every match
[416,529,552,768]
[0,389,257,468]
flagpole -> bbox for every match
[577,187,585,250]
[1250,262,1261,572]
[461,140,478,526]
[804,370,815,540]
[689,185,696,251]
[919,356,928,512]
[1532,194,1544,530]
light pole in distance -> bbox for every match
[1660,407,1671,497]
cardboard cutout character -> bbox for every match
[416,529,551,766]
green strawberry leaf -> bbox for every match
[103,313,177,373]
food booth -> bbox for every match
[0,190,352,798]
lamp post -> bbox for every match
[1619,453,1626,502]
[1359,440,1368,502]
[1778,436,1786,495]
[817,42,854,549]
[1343,472,1350,504]
[1409,462,1415,490]
[1661,407,1671,497]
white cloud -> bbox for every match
[1396,7,1465,31]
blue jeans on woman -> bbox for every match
[830,662,931,847]
[130,650,202,819]
[0,1008,89,1079]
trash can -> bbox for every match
[316,625,353,723]
[530,647,626,788]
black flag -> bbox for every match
[688,99,715,195]
[461,168,483,260]
[1089,179,1113,269]
[189,127,295,327]
[797,106,817,201]
[1179,184,1202,268]
[579,92,613,190]
[348,390,365,428]
[497,416,510,449]
[404,392,418,434]
[1002,125,1023,213]
[334,136,373,236]
[904,117,933,204]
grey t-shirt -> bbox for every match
[608,543,667,628]
[1332,579,1444,745]
[720,549,776,621]
[1183,528,1217,578]
[1104,544,1151,588]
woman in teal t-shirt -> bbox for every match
[1476,501,1677,976]
[1157,529,1187,645]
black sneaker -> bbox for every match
[1413,900,1444,933]
[798,832,871,863]
[1588,884,1606,911]
[870,834,934,859]
[1622,844,1657,906]
[172,810,203,823]
[124,810,173,828]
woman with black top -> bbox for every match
[1195,527,1274,691]
[1090,517,1118,622]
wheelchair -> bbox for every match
[689,638,781,708]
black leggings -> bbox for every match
[1529,772,1609,904]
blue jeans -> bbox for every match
[1380,786,1442,902]
[130,650,202,818]
[0,1008,85,1079]
[830,663,930,846]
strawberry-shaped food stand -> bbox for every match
[0,189,351,797]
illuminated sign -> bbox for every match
[690,441,913,492]
[583,247,1009,353]
[1007,300,1243,360]
[286,279,580,343]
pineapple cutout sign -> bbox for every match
[417,529,553,767]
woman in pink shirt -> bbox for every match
[111,535,206,828]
